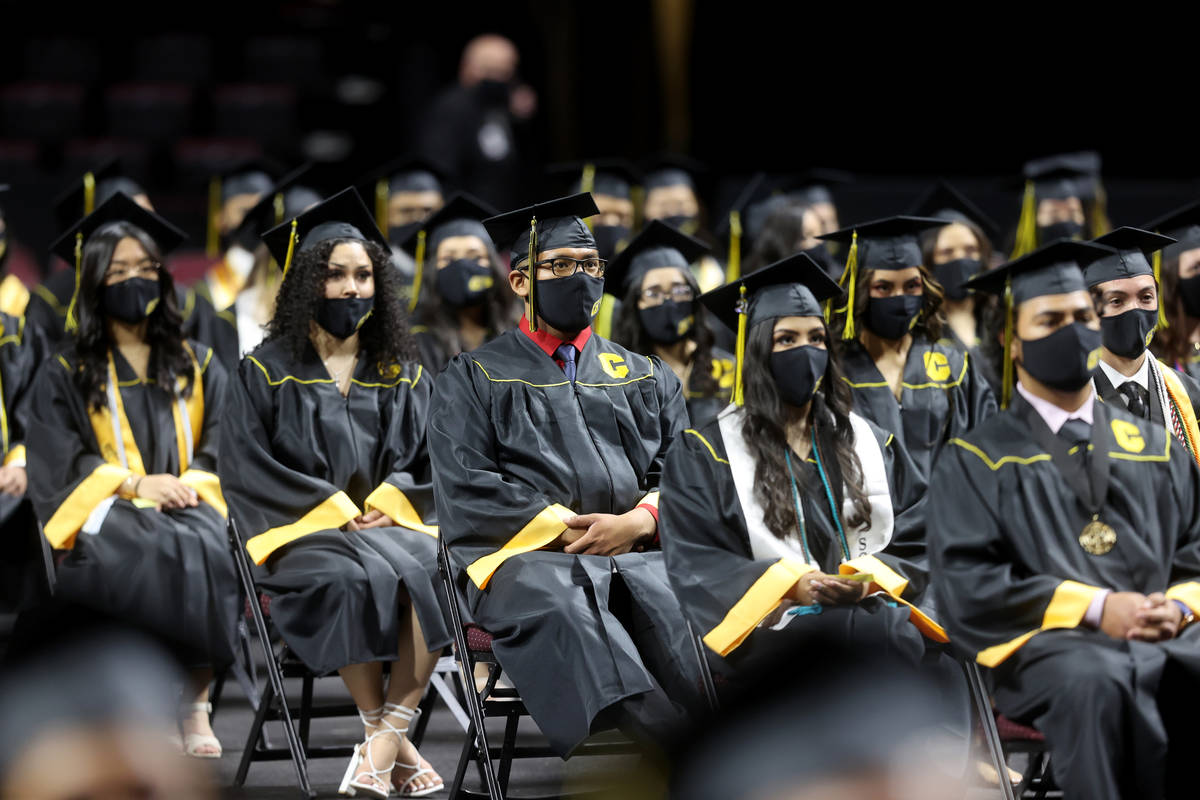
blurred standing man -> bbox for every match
[418,35,537,211]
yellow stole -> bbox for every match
[1161,364,1200,468]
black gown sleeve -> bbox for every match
[361,365,438,536]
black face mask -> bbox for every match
[1020,322,1102,392]
[436,259,493,309]
[659,215,700,235]
[865,295,923,340]
[533,271,604,334]
[1038,220,1085,244]
[770,345,829,409]
[592,224,630,262]
[802,243,842,283]
[101,277,160,323]
[1179,275,1200,318]
[315,296,374,339]
[933,258,982,302]
[1099,307,1157,359]
[388,221,422,247]
[638,300,694,345]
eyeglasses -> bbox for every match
[640,285,694,305]
[104,261,161,282]
[527,257,607,279]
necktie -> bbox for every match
[555,343,577,382]
[1118,381,1149,419]
[1058,417,1092,446]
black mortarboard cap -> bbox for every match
[776,168,854,207]
[1085,227,1176,287]
[604,220,709,296]
[714,173,780,240]
[1022,155,1091,201]
[217,156,282,200]
[700,252,843,334]
[641,153,705,192]
[908,180,1000,242]
[52,159,149,231]
[50,192,186,266]
[231,164,318,242]
[261,187,388,274]
[364,155,449,196]
[548,159,640,200]
[482,193,599,269]
[818,215,948,272]
[1144,200,1200,260]
[967,239,1113,304]
[399,192,497,257]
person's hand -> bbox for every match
[136,474,198,510]
[1099,591,1148,639]
[0,465,26,496]
[562,508,655,556]
[1128,593,1183,642]
[353,509,393,530]
[789,571,826,605]
[809,575,870,606]
[343,518,361,532]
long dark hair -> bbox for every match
[743,201,810,275]
[1151,252,1198,369]
[611,266,719,397]
[412,245,521,354]
[833,263,946,343]
[740,318,871,541]
[919,220,999,337]
[71,222,193,410]
[266,238,415,367]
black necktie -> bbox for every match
[1058,417,1092,448]
[1118,381,1149,419]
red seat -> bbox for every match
[995,713,1046,743]
[465,624,494,653]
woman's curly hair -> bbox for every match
[266,238,415,367]
[71,221,194,411]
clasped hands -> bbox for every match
[552,508,657,557]
[1100,592,1185,642]
[789,571,870,606]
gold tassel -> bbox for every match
[1154,248,1169,330]
[273,192,284,226]
[1001,276,1015,409]
[1091,182,1112,238]
[281,219,298,278]
[527,217,539,333]
[409,230,426,313]
[65,232,83,333]
[630,184,645,232]
[375,178,389,234]
[733,285,748,406]
[580,164,596,232]
[837,231,859,340]
[726,210,742,281]
[206,177,221,259]
[1011,180,1038,259]
[83,171,96,216]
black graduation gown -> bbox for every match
[940,327,1002,399]
[182,292,240,371]
[0,310,42,609]
[840,334,997,479]
[928,395,1200,800]
[658,410,942,674]
[25,342,239,668]
[682,347,734,428]
[220,338,450,675]
[23,269,73,349]
[428,328,703,757]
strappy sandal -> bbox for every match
[181,702,222,759]
[384,703,444,798]
[339,704,385,797]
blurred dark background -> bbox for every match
[2,0,1197,276]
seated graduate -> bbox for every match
[361,155,448,292]
[195,158,279,314]
[607,220,734,426]
[1146,200,1200,382]
[220,189,447,798]
[1085,227,1200,466]
[742,199,837,280]
[1008,155,1099,258]
[641,155,726,293]
[657,254,945,674]
[25,193,239,759]
[928,240,1200,800]
[186,167,323,370]
[398,192,521,372]
[820,215,998,479]
[427,193,704,758]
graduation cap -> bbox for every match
[908,180,1000,243]
[698,252,843,405]
[603,219,709,297]
[398,192,497,311]
[260,187,388,278]
[49,192,187,332]
[1010,155,1103,258]
[482,193,599,332]
[817,215,948,340]
[1086,226,1177,328]
[967,239,1115,407]
[547,159,639,200]
[776,168,854,208]
[359,155,450,233]
[205,157,285,257]
[712,173,779,281]
[230,165,321,252]
[1143,199,1200,261]
[641,153,705,192]
[52,159,149,232]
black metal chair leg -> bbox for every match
[685,618,719,712]
[498,712,519,798]
[300,673,314,751]
[235,677,274,787]
[410,683,436,747]
[962,659,1016,800]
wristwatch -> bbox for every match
[1174,600,1195,631]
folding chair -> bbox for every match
[228,517,468,798]
[436,535,642,800]
[994,713,1055,799]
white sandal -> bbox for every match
[181,702,222,759]
[339,704,384,797]
[384,704,444,798]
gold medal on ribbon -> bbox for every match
[1079,518,1117,555]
